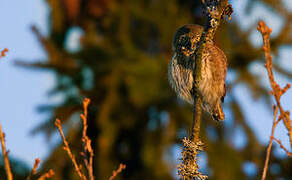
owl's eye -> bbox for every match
[181,46,191,52]
[181,46,193,57]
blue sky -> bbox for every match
[0,0,291,169]
[0,0,51,165]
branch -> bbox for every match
[261,106,278,180]
[109,164,126,180]
[177,138,206,180]
[0,124,13,180]
[0,48,8,59]
[26,158,41,180]
[80,98,95,180]
[273,138,292,157]
[257,20,292,148]
[258,20,292,180]
[38,169,55,180]
[55,119,87,180]
[178,0,231,179]
[191,0,229,143]
[55,98,96,180]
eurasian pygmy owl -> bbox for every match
[168,24,227,121]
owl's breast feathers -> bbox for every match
[169,43,227,104]
[168,53,194,104]
[169,30,227,121]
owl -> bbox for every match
[168,24,227,121]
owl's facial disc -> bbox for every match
[181,46,193,56]
[176,35,194,56]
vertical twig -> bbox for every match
[178,1,231,179]
[261,106,278,180]
[191,96,202,142]
[258,20,292,180]
[0,124,13,180]
[258,21,292,148]
[81,98,95,180]
[191,0,229,143]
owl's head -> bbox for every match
[172,24,203,56]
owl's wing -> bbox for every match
[215,45,227,103]
[210,44,227,103]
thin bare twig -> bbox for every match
[258,20,292,148]
[0,124,13,180]
[26,158,41,180]
[81,98,95,180]
[272,138,292,157]
[0,48,8,59]
[261,106,278,180]
[109,164,126,180]
[55,98,96,180]
[38,169,55,180]
[258,20,292,180]
[55,119,87,180]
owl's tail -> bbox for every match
[211,103,225,121]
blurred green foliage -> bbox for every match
[16,0,292,179]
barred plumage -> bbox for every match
[168,24,227,121]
